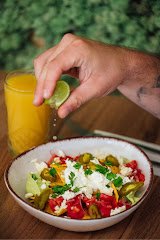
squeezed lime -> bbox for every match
[44,80,70,109]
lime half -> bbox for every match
[44,80,70,109]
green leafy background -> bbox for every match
[0,0,160,70]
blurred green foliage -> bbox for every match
[0,0,160,70]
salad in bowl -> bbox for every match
[5,137,152,231]
[25,150,145,220]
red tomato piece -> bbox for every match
[118,198,131,210]
[126,160,138,170]
[47,154,58,166]
[49,196,63,211]
[98,201,112,217]
[118,199,124,207]
[125,202,131,210]
[74,156,80,161]
[100,193,114,203]
[83,196,97,207]
[137,172,145,182]
[112,197,117,209]
[99,194,117,208]
[67,195,85,219]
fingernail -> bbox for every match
[43,89,50,99]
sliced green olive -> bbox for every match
[88,204,101,219]
[79,153,93,164]
[34,188,51,210]
[40,168,57,182]
[105,155,119,167]
[119,182,144,197]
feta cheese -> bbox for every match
[54,157,60,163]
[54,199,67,214]
[90,158,100,165]
[57,150,65,157]
[25,193,33,198]
[35,162,48,173]
[120,166,132,176]
[122,176,132,184]
[62,190,76,200]
[40,183,47,190]
[63,160,113,199]
[110,206,126,216]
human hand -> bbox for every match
[33,34,129,118]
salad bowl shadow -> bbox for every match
[4,137,153,232]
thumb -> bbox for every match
[58,81,96,118]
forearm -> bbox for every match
[118,50,160,119]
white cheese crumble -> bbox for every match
[25,193,33,198]
[54,157,61,163]
[40,183,47,190]
[54,199,67,214]
[120,166,132,176]
[110,206,126,216]
[62,190,76,200]
[35,162,48,173]
[57,150,65,157]
[122,176,132,184]
[63,160,113,199]
[90,158,100,165]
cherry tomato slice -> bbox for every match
[126,160,138,170]
[67,195,85,219]
[49,196,63,211]
[98,201,112,217]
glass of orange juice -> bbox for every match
[4,70,53,157]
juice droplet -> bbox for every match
[53,136,57,140]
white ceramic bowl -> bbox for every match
[4,137,153,232]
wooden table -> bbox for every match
[0,72,160,239]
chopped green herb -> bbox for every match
[106,184,110,188]
[73,187,80,193]
[31,174,38,180]
[49,167,57,176]
[106,172,117,180]
[104,161,113,166]
[113,176,123,187]
[96,164,108,175]
[96,192,100,200]
[73,162,81,169]
[52,193,58,198]
[69,172,75,186]
[84,168,93,175]
[52,184,71,195]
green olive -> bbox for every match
[40,168,56,182]
[79,153,93,164]
[105,155,119,167]
[119,182,144,197]
[88,204,101,219]
[34,188,51,210]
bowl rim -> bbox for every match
[4,136,154,222]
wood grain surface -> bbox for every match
[0,72,160,239]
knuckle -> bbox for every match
[47,60,55,70]
[72,39,85,48]
[62,33,75,42]
[71,95,82,110]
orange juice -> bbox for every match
[4,71,52,156]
